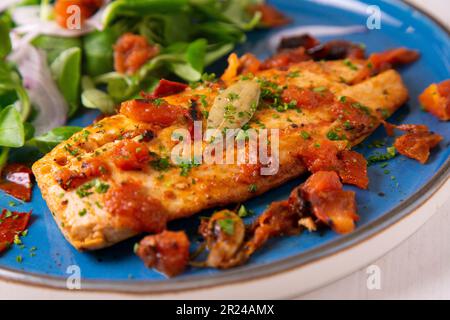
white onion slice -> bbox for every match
[9,42,68,135]
[0,0,21,13]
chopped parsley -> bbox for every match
[238,205,254,218]
[300,131,311,139]
[150,156,171,171]
[367,146,397,165]
[326,130,346,141]
[78,208,87,217]
[344,59,358,71]
[248,184,258,193]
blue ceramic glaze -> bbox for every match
[0,0,448,290]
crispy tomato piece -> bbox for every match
[282,86,335,110]
[299,140,341,173]
[394,131,443,164]
[0,164,34,202]
[114,33,159,75]
[239,53,261,75]
[55,168,87,190]
[80,158,109,177]
[308,40,366,60]
[337,150,369,189]
[120,99,188,127]
[301,171,358,234]
[261,47,311,70]
[0,210,31,253]
[278,34,320,52]
[105,181,166,233]
[419,80,450,121]
[136,230,190,277]
[54,0,103,29]
[112,140,150,170]
[248,4,291,27]
[150,79,188,98]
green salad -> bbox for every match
[0,0,282,171]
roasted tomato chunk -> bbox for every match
[112,140,150,170]
[278,34,320,52]
[337,150,369,189]
[261,47,310,70]
[394,131,443,164]
[419,79,450,121]
[136,230,190,277]
[299,140,341,173]
[150,79,188,98]
[55,168,87,190]
[81,158,109,177]
[114,33,159,75]
[301,171,358,234]
[308,40,365,60]
[120,99,187,127]
[248,4,291,27]
[0,209,31,253]
[54,0,103,29]
[105,181,166,233]
[0,164,34,202]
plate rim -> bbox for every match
[0,0,449,294]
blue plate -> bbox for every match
[1,0,449,292]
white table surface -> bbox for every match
[0,0,448,300]
[297,0,450,299]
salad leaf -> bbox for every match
[0,105,25,148]
[102,0,190,27]
[0,61,30,121]
[0,16,12,59]
[27,126,82,153]
[81,89,116,114]
[32,35,82,65]
[51,47,82,117]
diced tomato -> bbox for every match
[301,171,358,234]
[112,140,150,170]
[239,53,261,76]
[114,33,159,75]
[394,131,443,164]
[105,181,166,233]
[120,99,188,127]
[419,80,450,121]
[337,150,369,189]
[0,164,34,202]
[248,4,291,27]
[299,140,341,173]
[261,47,311,70]
[0,209,31,254]
[149,79,188,98]
[81,158,109,177]
[136,230,190,277]
[54,0,103,29]
[282,86,335,110]
[301,171,343,195]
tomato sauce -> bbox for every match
[105,181,166,233]
[0,164,34,202]
[282,86,335,110]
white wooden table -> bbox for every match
[296,0,450,299]
[0,0,448,300]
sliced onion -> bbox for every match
[0,0,21,13]
[9,42,68,135]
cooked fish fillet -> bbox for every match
[32,59,408,250]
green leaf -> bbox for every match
[31,35,82,65]
[27,126,82,154]
[51,47,82,117]
[81,89,116,114]
[0,17,12,59]
[0,106,25,148]
[186,38,207,73]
